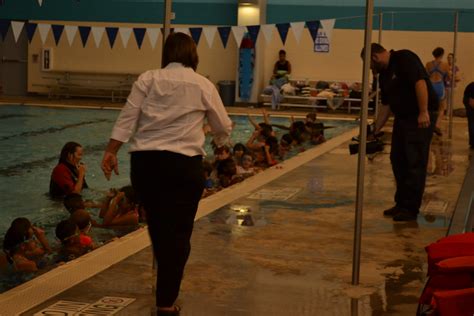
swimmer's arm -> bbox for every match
[374,104,391,134]
[247,113,259,129]
[287,61,292,75]
[33,227,51,253]
[270,124,290,130]
[262,109,270,124]
[246,130,263,150]
[14,256,38,273]
[109,212,139,226]
[102,192,124,226]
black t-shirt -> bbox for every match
[379,50,438,118]
[275,60,290,72]
[464,82,474,107]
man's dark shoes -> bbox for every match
[434,127,443,136]
[383,206,400,217]
[393,209,418,222]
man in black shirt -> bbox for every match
[463,82,474,147]
[363,43,438,221]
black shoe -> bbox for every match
[383,206,400,217]
[393,210,418,222]
[434,127,443,136]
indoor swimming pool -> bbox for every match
[0,104,357,292]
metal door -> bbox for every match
[0,24,28,96]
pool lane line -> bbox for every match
[0,118,113,141]
[0,142,109,177]
[0,126,358,316]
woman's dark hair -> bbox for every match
[59,142,81,164]
[233,143,247,154]
[265,136,279,155]
[162,32,199,71]
[281,133,293,145]
[3,218,32,255]
[120,185,138,206]
[56,219,77,244]
[64,194,85,214]
[279,49,286,55]
[432,47,444,58]
[217,158,236,176]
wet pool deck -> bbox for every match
[1,98,470,315]
[16,115,471,316]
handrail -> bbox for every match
[447,149,474,235]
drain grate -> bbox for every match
[248,187,301,201]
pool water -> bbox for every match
[0,104,357,291]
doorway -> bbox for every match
[0,23,28,96]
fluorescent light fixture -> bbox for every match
[238,0,259,5]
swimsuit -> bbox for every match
[428,61,447,101]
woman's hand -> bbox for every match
[101,151,119,180]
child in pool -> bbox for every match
[217,158,243,188]
[70,209,96,249]
[237,153,260,178]
[279,133,293,159]
[2,218,51,273]
[100,186,140,227]
[232,143,247,166]
[55,219,93,262]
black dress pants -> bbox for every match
[390,114,435,213]
[131,151,204,307]
[465,103,474,147]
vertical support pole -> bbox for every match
[448,11,458,139]
[374,11,383,119]
[162,0,172,52]
[352,0,374,286]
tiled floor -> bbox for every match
[19,116,471,316]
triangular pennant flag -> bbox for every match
[64,25,77,46]
[37,0,43,6]
[247,25,260,44]
[105,27,119,48]
[174,27,190,35]
[78,26,91,47]
[11,21,25,43]
[0,19,10,41]
[189,27,202,45]
[276,23,290,45]
[306,20,320,42]
[217,26,231,48]
[320,19,336,42]
[202,27,216,47]
[119,27,132,48]
[25,22,37,43]
[231,26,245,46]
[133,28,146,49]
[91,26,105,48]
[37,23,51,45]
[147,27,160,50]
[51,24,64,46]
[261,24,274,44]
[290,22,305,44]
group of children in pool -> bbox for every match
[1,111,326,276]
[203,111,327,196]
[0,185,143,275]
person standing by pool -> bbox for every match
[101,33,232,315]
[49,142,88,199]
[364,43,438,221]
[425,47,449,136]
[463,82,474,148]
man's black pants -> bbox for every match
[131,151,204,307]
[390,114,435,213]
[465,103,474,147]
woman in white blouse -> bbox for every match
[101,32,232,315]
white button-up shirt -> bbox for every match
[111,63,233,157]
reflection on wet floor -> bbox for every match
[21,121,471,316]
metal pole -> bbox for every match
[448,11,458,139]
[162,0,172,51]
[374,12,383,119]
[352,0,374,286]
